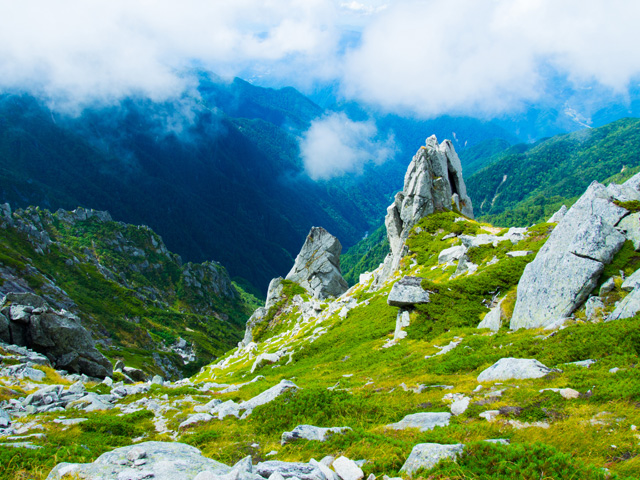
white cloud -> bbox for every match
[0,0,639,119]
[300,112,396,180]
[342,0,640,117]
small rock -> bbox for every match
[281,425,351,445]
[332,456,364,480]
[151,375,164,386]
[386,412,451,431]
[387,277,430,307]
[609,367,620,373]
[179,413,213,429]
[479,410,500,422]
[559,388,580,399]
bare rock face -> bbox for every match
[286,227,348,300]
[510,176,640,330]
[0,293,112,378]
[382,136,473,279]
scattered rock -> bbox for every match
[286,227,348,300]
[584,296,606,321]
[506,251,533,257]
[179,413,213,429]
[477,358,554,382]
[387,277,430,307]
[386,412,451,431]
[281,425,352,445]
[256,461,324,480]
[617,213,640,250]
[399,443,464,476]
[479,410,500,422]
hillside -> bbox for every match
[2,137,640,479]
[0,203,259,379]
[466,118,640,226]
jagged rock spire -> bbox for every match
[286,227,348,300]
[382,136,473,279]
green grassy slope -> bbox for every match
[466,118,640,226]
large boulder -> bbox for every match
[400,443,465,476]
[387,276,430,307]
[477,358,553,382]
[286,227,348,300]
[46,442,231,479]
[382,136,473,278]
[1,293,112,378]
[510,178,636,330]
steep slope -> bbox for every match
[467,118,640,226]
[0,203,259,378]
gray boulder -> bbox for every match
[332,456,364,480]
[387,277,430,307]
[46,441,231,480]
[510,180,632,330]
[1,293,112,378]
[381,136,473,279]
[584,296,606,321]
[622,268,640,291]
[281,425,352,445]
[0,408,10,428]
[477,358,553,382]
[400,443,464,476]
[437,245,467,265]
[386,412,451,431]
[286,227,348,300]
[608,288,640,321]
[616,213,640,250]
[240,379,298,414]
[477,299,504,332]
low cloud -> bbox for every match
[342,0,640,117]
[300,113,396,180]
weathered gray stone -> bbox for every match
[506,250,533,258]
[477,358,553,382]
[393,310,411,341]
[152,375,164,386]
[584,296,605,321]
[387,277,430,307]
[0,408,10,428]
[256,461,324,480]
[599,277,617,296]
[608,288,640,321]
[617,213,640,250]
[400,443,464,476]
[240,379,298,414]
[548,205,568,223]
[123,366,147,382]
[179,413,213,429]
[381,136,473,280]
[386,412,451,431]
[333,456,364,480]
[477,298,504,332]
[286,227,348,300]
[438,245,467,265]
[0,313,9,343]
[46,441,231,480]
[511,181,629,330]
[622,268,640,291]
[281,425,352,445]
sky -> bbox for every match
[1,0,639,176]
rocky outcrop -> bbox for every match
[510,176,640,330]
[477,358,553,382]
[0,293,112,378]
[286,227,348,300]
[381,136,473,280]
[46,442,231,480]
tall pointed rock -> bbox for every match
[286,227,348,300]
[382,136,473,279]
